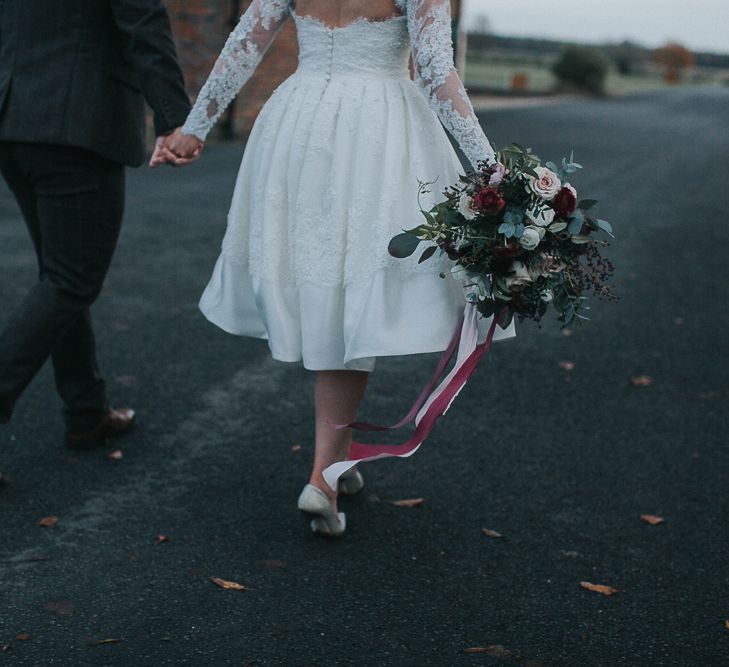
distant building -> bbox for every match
[167,0,463,139]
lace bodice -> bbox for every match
[182,0,494,167]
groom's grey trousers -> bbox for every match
[0,142,125,429]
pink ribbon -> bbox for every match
[340,312,464,433]
[322,304,502,490]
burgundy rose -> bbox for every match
[442,239,469,260]
[492,242,524,258]
[553,186,577,219]
[473,187,506,216]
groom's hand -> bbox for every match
[149,128,203,168]
[149,134,176,168]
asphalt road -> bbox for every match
[1,87,728,667]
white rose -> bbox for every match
[458,192,477,220]
[504,260,533,290]
[519,226,541,251]
[527,166,562,200]
[526,206,555,227]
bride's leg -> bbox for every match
[310,370,369,503]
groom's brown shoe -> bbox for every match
[65,408,135,450]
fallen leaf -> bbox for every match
[482,528,503,539]
[724,620,729,630]
[106,450,123,461]
[0,644,11,652]
[290,444,302,452]
[90,638,122,645]
[580,581,620,596]
[38,516,59,528]
[388,498,424,508]
[464,645,513,657]
[558,361,575,371]
[210,577,249,591]
[155,534,169,545]
[640,514,665,525]
[114,375,138,387]
[630,375,654,387]
[44,600,74,617]
[15,633,30,641]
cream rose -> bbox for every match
[519,226,541,251]
[526,206,555,227]
[527,166,562,200]
[504,260,533,290]
[458,192,478,220]
[488,162,507,187]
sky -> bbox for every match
[463,0,729,55]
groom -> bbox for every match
[0,1,191,449]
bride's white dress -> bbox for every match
[183,0,515,371]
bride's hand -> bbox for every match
[165,128,204,167]
[149,128,204,168]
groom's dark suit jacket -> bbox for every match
[0,0,191,167]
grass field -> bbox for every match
[464,59,729,96]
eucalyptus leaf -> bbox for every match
[498,222,516,238]
[549,222,568,233]
[388,232,422,258]
[421,210,437,226]
[596,218,614,234]
[570,235,592,244]
[497,308,514,329]
[568,218,583,235]
[418,245,438,264]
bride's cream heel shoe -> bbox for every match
[338,467,364,495]
[297,484,346,537]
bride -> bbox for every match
[158,0,513,537]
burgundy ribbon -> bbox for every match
[322,306,503,490]
[339,312,465,433]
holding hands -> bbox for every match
[149,128,204,168]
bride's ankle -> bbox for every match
[308,473,337,500]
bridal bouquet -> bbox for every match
[388,144,616,328]
[322,146,617,492]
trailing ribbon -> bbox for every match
[322,304,501,491]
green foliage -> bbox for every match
[552,46,610,95]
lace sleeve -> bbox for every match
[182,0,292,141]
[406,0,495,168]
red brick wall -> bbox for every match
[166,0,461,139]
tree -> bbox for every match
[653,42,694,82]
[472,13,492,35]
[610,41,647,76]
[552,46,610,95]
